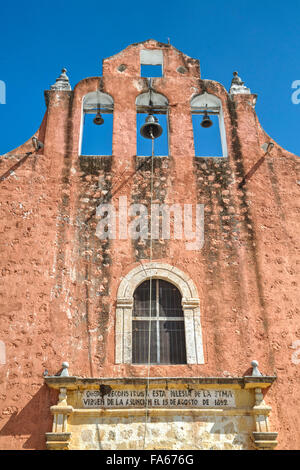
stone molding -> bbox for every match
[253,432,278,450]
[45,375,277,389]
[44,376,277,450]
[46,386,73,450]
[117,263,198,299]
[45,432,72,450]
[251,387,278,450]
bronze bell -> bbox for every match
[201,110,213,128]
[140,113,163,139]
[93,111,104,125]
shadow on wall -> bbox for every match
[243,367,253,376]
[0,385,58,449]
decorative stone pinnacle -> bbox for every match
[60,361,70,377]
[251,360,262,377]
[50,68,71,91]
[229,71,251,95]
[232,71,244,85]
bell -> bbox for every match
[201,111,213,128]
[93,111,104,125]
[140,113,163,139]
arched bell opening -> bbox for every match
[191,92,228,158]
[80,91,114,156]
[136,90,169,156]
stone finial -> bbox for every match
[50,68,71,91]
[251,360,262,377]
[229,71,251,95]
[60,362,70,377]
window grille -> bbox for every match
[132,279,187,364]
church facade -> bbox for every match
[0,40,299,450]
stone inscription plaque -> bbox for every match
[82,388,236,408]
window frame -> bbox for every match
[115,263,204,365]
[132,278,187,365]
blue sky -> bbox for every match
[0,0,300,156]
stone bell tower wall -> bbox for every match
[0,40,299,449]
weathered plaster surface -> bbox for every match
[0,39,299,450]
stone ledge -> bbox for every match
[66,407,271,418]
[46,432,72,442]
[45,376,277,390]
[253,432,278,450]
[50,405,74,415]
[253,432,278,441]
[45,432,72,450]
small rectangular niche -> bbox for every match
[140,49,163,77]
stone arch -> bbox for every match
[136,90,168,109]
[79,90,114,155]
[136,90,169,156]
[191,91,228,158]
[115,262,204,365]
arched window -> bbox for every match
[80,91,114,156]
[115,263,204,365]
[136,90,168,156]
[191,92,227,158]
[132,279,187,364]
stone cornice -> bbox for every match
[45,375,277,391]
